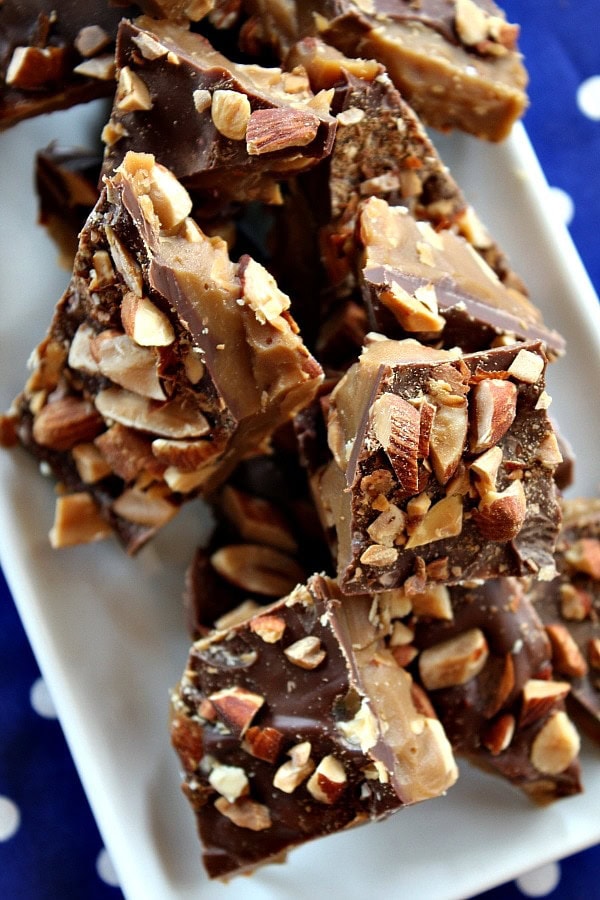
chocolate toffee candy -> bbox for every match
[243,0,527,141]
[184,446,332,637]
[101,17,337,204]
[270,39,527,346]
[2,151,322,552]
[529,498,600,743]
[170,574,458,878]
[0,0,138,129]
[318,337,562,593]
[358,197,564,356]
[410,577,582,802]
[35,142,102,267]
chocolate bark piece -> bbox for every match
[184,444,332,637]
[318,337,562,593]
[410,577,582,803]
[243,0,527,141]
[101,17,337,204]
[170,574,458,879]
[529,498,600,744]
[269,39,527,347]
[4,151,322,553]
[0,1,138,130]
[358,197,564,357]
[35,142,102,267]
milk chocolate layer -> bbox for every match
[318,338,562,592]
[102,17,337,204]
[171,574,457,878]
[4,152,322,552]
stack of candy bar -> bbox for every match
[1,0,597,881]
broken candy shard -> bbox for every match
[358,196,565,357]
[0,0,137,130]
[101,17,337,204]
[318,337,562,593]
[411,577,582,803]
[244,0,527,141]
[170,574,457,879]
[529,498,600,745]
[3,151,322,553]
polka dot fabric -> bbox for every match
[0,4,599,899]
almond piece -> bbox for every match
[482,714,515,755]
[6,45,67,89]
[283,636,326,670]
[246,107,320,155]
[32,397,104,451]
[469,378,517,453]
[242,726,285,763]
[520,678,571,728]
[507,348,544,384]
[214,796,271,831]
[530,711,580,775]
[90,330,165,400]
[120,293,175,346]
[49,492,112,548]
[273,741,315,793]
[470,445,503,497]
[428,399,468,485]
[208,765,249,803]
[410,584,453,620]
[472,479,527,542]
[588,638,600,670]
[405,495,463,549]
[220,485,297,553]
[249,615,286,643]
[210,544,305,596]
[211,89,251,140]
[545,624,588,678]
[94,388,210,439]
[143,160,193,231]
[306,755,347,804]
[564,538,600,579]
[116,66,153,112]
[559,584,592,621]
[208,686,265,737]
[370,393,420,493]
[419,628,489,690]
[111,488,178,528]
[72,442,112,484]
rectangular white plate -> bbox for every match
[1,104,599,900]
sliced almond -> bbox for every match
[90,330,165,400]
[370,393,420,493]
[210,544,304,596]
[469,378,517,453]
[121,293,175,347]
[94,387,210,439]
[428,399,468,485]
[111,488,178,528]
[405,495,463,549]
[32,396,104,451]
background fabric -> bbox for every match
[1,2,599,897]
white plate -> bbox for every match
[1,105,600,900]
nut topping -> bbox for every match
[306,755,347,804]
[210,544,305,596]
[283,636,326,669]
[545,624,589,678]
[32,397,104,451]
[242,726,285,763]
[208,764,249,803]
[428,398,468,485]
[519,679,571,728]
[472,479,527,542]
[208,686,265,737]
[419,628,489,690]
[370,393,420,492]
[211,89,251,140]
[214,796,272,831]
[273,741,315,793]
[530,711,580,776]
[405,495,463,549]
[246,107,320,155]
[469,378,517,453]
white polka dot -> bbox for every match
[549,187,575,227]
[577,75,600,120]
[96,847,120,888]
[516,860,561,897]
[30,676,57,719]
[0,796,21,841]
